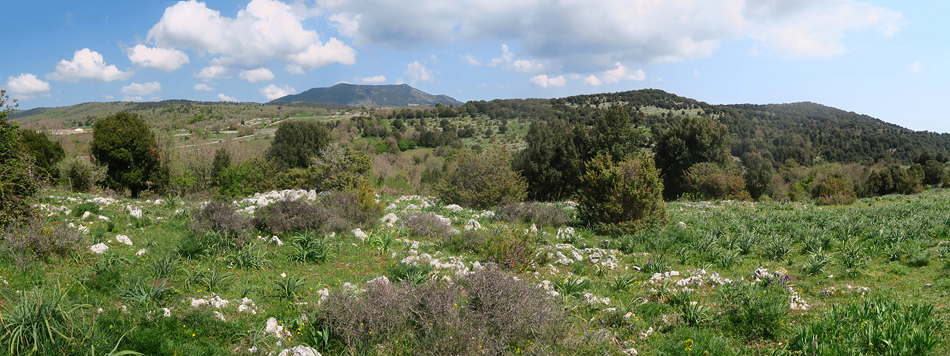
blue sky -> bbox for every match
[2,0,948,132]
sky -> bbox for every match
[2,0,949,132]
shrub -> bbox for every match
[252,199,327,235]
[71,201,101,217]
[437,148,527,209]
[0,92,39,226]
[400,213,455,240]
[190,201,250,240]
[17,129,64,180]
[494,202,569,227]
[216,157,278,197]
[683,162,749,200]
[1,220,83,270]
[657,327,736,356]
[578,153,667,234]
[266,119,332,170]
[718,280,790,340]
[90,111,168,197]
[654,116,732,200]
[253,191,381,235]
[56,156,107,193]
[811,174,856,205]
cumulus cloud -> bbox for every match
[584,75,602,86]
[404,61,434,83]
[239,68,275,83]
[6,74,51,100]
[260,84,296,100]
[127,45,189,72]
[196,66,229,80]
[47,48,133,82]
[461,54,482,66]
[512,59,544,73]
[147,0,356,71]
[529,74,566,88]
[121,82,162,96]
[194,83,214,91]
[357,75,386,83]
[217,93,238,102]
[319,0,902,71]
[602,63,646,83]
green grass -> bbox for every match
[2,187,948,355]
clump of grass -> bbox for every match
[555,275,590,296]
[115,277,176,309]
[387,262,433,285]
[0,287,81,355]
[150,253,178,279]
[718,280,790,340]
[71,201,100,217]
[493,202,569,227]
[789,298,943,355]
[272,276,304,301]
[226,243,267,269]
[290,231,333,264]
[764,234,792,261]
[803,248,833,275]
[200,269,232,292]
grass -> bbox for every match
[1,186,948,355]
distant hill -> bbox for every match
[269,83,463,108]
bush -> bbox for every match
[217,157,278,197]
[56,156,107,193]
[90,111,168,197]
[253,191,381,235]
[314,267,564,354]
[493,202,569,227]
[266,119,332,170]
[1,219,83,270]
[447,228,537,270]
[578,153,667,234]
[17,129,64,180]
[190,201,250,240]
[683,162,749,200]
[654,116,732,199]
[811,174,856,205]
[0,92,39,226]
[718,280,790,340]
[437,148,527,209]
[400,213,455,240]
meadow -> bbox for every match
[2,184,947,355]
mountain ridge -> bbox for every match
[269,83,463,108]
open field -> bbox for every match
[3,186,947,355]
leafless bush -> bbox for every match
[399,213,454,240]
[494,202,569,227]
[314,266,565,354]
[253,191,379,235]
[2,220,83,269]
[190,201,250,238]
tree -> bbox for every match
[684,162,749,201]
[18,129,64,179]
[0,90,39,226]
[578,153,666,234]
[438,148,527,209]
[515,119,583,201]
[266,120,331,170]
[654,116,731,200]
[584,105,648,162]
[89,111,166,197]
[742,152,774,200]
[921,160,946,186]
[211,146,231,186]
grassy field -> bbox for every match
[1,185,947,355]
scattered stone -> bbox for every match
[90,243,109,254]
[464,219,482,231]
[278,345,321,356]
[352,228,368,240]
[116,235,133,246]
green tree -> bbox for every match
[211,146,231,186]
[578,153,666,234]
[515,119,584,201]
[0,90,39,226]
[55,156,107,193]
[684,162,749,201]
[742,152,774,200]
[89,111,167,197]
[921,160,946,186]
[438,148,527,209]
[654,116,731,200]
[18,129,64,179]
[266,120,331,170]
[584,105,648,162]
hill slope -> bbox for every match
[269,83,463,108]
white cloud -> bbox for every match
[103,95,115,100]
[47,48,133,82]
[196,66,229,80]
[147,0,356,70]
[910,61,923,73]
[127,45,189,72]
[121,82,162,96]
[357,75,387,84]
[512,59,544,73]
[404,61,434,83]
[260,84,296,100]
[194,83,214,91]
[602,63,646,83]
[285,64,306,75]
[239,68,275,83]
[217,93,238,102]
[461,54,482,66]
[489,44,514,67]
[584,75,602,86]
[6,73,51,100]
[124,96,144,102]
[529,74,566,88]
[318,0,902,71]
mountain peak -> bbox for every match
[270,84,462,108]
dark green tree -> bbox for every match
[0,90,38,226]
[438,148,527,209]
[18,129,64,179]
[514,119,583,201]
[578,153,666,234]
[742,152,774,200]
[584,105,648,162]
[921,160,946,186]
[266,120,331,170]
[89,111,166,197]
[211,146,231,186]
[654,116,731,200]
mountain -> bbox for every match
[269,83,463,108]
